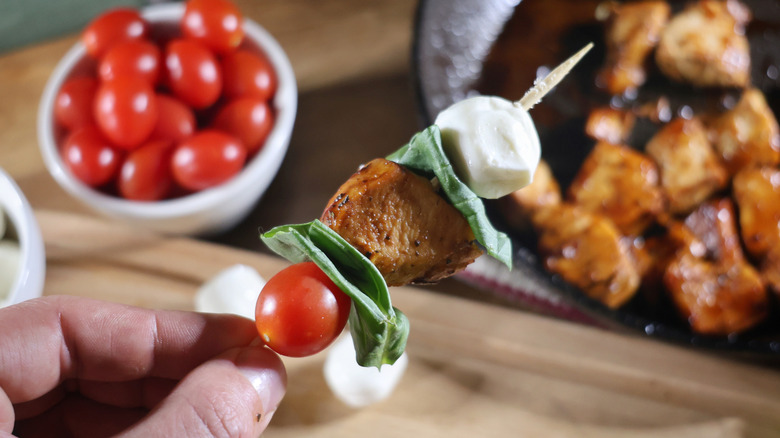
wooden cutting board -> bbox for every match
[37,210,780,437]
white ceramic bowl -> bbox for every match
[37,3,297,236]
[0,168,45,308]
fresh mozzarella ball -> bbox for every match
[324,331,409,408]
[195,264,265,319]
[435,95,541,199]
[0,240,20,306]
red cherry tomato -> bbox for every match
[212,97,273,155]
[220,50,277,101]
[171,130,246,191]
[181,0,244,54]
[94,76,158,150]
[164,39,222,109]
[98,39,161,85]
[61,126,122,187]
[149,95,196,143]
[82,8,148,59]
[118,140,175,201]
[255,262,352,357]
[54,76,98,130]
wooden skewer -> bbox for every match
[516,42,594,111]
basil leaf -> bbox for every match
[386,125,513,268]
[261,220,409,368]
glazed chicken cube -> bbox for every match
[655,0,751,88]
[584,107,636,144]
[497,159,561,232]
[708,88,780,175]
[567,141,665,236]
[321,158,483,287]
[535,203,640,309]
[732,167,780,295]
[663,198,768,335]
[597,1,670,95]
[645,117,728,214]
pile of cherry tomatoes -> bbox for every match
[54,0,277,201]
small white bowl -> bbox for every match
[0,168,45,308]
[37,3,297,235]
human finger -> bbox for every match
[0,295,258,406]
[119,346,286,438]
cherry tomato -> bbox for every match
[149,95,196,143]
[181,0,244,54]
[94,76,158,150]
[98,39,161,85]
[212,97,273,155]
[118,140,175,201]
[82,8,148,59]
[54,76,98,131]
[171,130,246,191]
[164,39,222,109]
[220,50,277,101]
[255,262,352,357]
[61,125,122,187]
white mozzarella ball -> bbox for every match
[195,264,265,319]
[435,95,541,199]
[323,331,409,408]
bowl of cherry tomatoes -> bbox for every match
[37,0,296,235]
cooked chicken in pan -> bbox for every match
[321,158,483,287]
[584,107,636,144]
[645,117,728,214]
[497,159,561,232]
[567,141,665,236]
[707,88,780,175]
[655,0,751,88]
[535,203,640,309]
[732,166,780,295]
[597,1,670,95]
[663,199,768,335]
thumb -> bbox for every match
[120,346,286,438]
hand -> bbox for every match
[0,295,286,437]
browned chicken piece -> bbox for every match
[567,141,665,236]
[320,158,483,287]
[655,0,751,88]
[732,167,780,258]
[645,117,728,214]
[597,1,671,95]
[663,198,768,335]
[497,160,561,232]
[708,88,780,175]
[732,167,780,295]
[535,203,640,309]
[584,107,636,144]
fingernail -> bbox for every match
[235,347,287,425]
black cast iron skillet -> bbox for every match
[412,0,780,358]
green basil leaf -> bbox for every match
[386,125,513,268]
[261,220,409,368]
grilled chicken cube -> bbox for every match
[567,141,665,236]
[535,203,640,309]
[320,158,483,287]
[497,159,561,232]
[664,198,768,335]
[645,117,728,214]
[732,167,780,295]
[597,1,670,95]
[732,167,780,259]
[655,0,751,88]
[708,88,780,175]
[585,107,636,144]
[664,251,767,335]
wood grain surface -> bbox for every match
[38,209,780,438]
